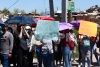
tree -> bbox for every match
[31,9,37,15]
[40,10,44,15]
[1,8,11,15]
[49,0,54,18]
[20,10,26,14]
[13,8,20,14]
[0,10,2,14]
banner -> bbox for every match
[35,20,59,40]
[78,20,97,37]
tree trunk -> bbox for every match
[61,0,66,22]
[49,0,54,18]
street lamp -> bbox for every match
[42,0,46,14]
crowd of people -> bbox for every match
[0,23,100,67]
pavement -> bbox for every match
[0,48,99,67]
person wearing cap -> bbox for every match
[0,25,14,67]
[25,26,36,67]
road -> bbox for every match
[0,48,99,67]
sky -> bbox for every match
[0,0,100,13]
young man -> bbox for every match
[0,25,14,67]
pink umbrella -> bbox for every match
[34,18,41,22]
[35,16,54,22]
[41,16,54,21]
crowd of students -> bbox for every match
[0,24,100,67]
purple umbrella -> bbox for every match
[59,22,73,31]
[71,20,80,23]
[70,20,80,28]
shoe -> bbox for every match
[72,60,76,62]
[78,65,81,67]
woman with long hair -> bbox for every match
[16,24,30,67]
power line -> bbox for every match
[22,0,28,7]
[7,0,19,10]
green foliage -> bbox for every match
[31,9,37,14]
[13,8,20,14]
[1,8,11,15]
[20,10,26,14]
[13,8,26,14]
[76,45,79,58]
[73,29,79,58]
[73,29,78,36]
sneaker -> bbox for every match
[78,65,81,67]
[72,60,76,62]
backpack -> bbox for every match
[82,36,90,47]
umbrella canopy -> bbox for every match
[35,18,41,22]
[59,22,73,31]
[35,16,55,22]
[41,16,54,20]
[70,20,80,28]
[5,16,37,24]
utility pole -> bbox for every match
[61,0,67,22]
[49,0,54,18]
[68,10,72,23]
[57,7,58,11]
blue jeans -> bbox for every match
[42,53,54,67]
[36,46,42,67]
[62,46,71,67]
[80,46,91,67]
[0,54,9,67]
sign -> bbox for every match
[78,20,97,37]
[35,20,59,40]
[68,1,75,11]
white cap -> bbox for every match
[25,26,31,29]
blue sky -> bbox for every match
[0,0,100,13]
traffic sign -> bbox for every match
[68,1,75,11]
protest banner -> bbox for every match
[78,20,97,37]
[35,20,59,40]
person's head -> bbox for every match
[25,26,32,35]
[17,24,21,33]
[90,36,96,42]
[83,35,89,39]
[62,29,70,34]
[2,25,9,33]
[8,27,13,33]
[17,24,25,33]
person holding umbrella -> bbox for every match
[16,24,30,67]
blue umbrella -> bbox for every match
[5,16,37,24]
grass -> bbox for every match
[75,45,79,58]
[73,29,79,58]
